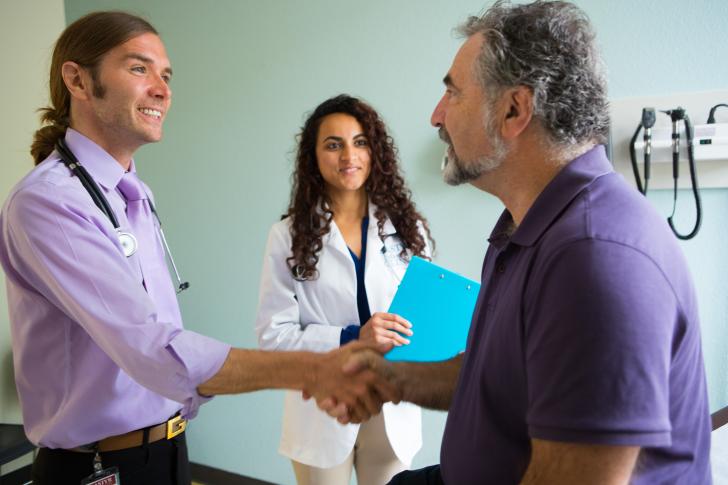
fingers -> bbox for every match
[354,376,382,417]
[343,353,402,406]
[317,396,355,424]
[311,344,400,425]
[364,313,413,346]
[356,313,415,348]
[386,329,411,346]
[369,312,414,336]
[317,397,336,411]
[329,388,376,424]
[315,371,387,423]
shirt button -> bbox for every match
[496,262,506,274]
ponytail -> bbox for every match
[31,107,69,166]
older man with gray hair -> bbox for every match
[325,1,712,483]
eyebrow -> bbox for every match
[322,133,366,142]
[123,53,173,77]
[443,73,458,90]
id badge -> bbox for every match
[81,453,121,485]
[80,468,120,485]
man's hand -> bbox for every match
[304,341,400,424]
[314,344,400,424]
[316,353,465,421]
[359,312,413,346]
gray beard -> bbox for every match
[438,124,507,186]
[442,145,505,186]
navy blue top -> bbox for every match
[339,216,371,345]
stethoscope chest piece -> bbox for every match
[117,230,138,257]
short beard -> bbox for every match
[439,121,507,186]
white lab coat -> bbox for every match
[255,203,426,468]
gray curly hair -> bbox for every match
[458,0,609,147]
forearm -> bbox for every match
[197,348,316,396]
[391,354,463,410]
[520,439,639,485]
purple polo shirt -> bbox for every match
[440,146,711,484]
[0,129,230,448]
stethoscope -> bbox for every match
[380,234,407,283]
[55,138,190,292]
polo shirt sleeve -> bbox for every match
[524,238,678,447]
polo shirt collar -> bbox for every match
[63,128,136,189]
[499,145,613,248]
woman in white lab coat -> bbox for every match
[256,94,433,485]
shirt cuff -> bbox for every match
[166,330,231,419]
[339,325,361,346]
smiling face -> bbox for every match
[83,32,172,158]
[315,113,372,198]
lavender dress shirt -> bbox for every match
[0,129,230,449]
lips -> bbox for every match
[339,166,361,174]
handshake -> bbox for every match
[303,340,402,425]
[200,312,457,418]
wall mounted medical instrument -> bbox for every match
[630,107,656,194]
[630,107,702,240]
[55,138,190,293]
[662,108,702,240]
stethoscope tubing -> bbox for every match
[54,138,190,292]
[57,138,121,228]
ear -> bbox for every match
[61,61,92,101]
[500,86,534,140]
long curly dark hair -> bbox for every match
[284,94,433,280]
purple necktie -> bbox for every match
[116,172,159,294]
[116,172,183,321]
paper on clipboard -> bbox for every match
[385,256,480,362]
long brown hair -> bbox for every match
[31,11,157,165]
[285,94,433,280]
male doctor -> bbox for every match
[0,11,394,484]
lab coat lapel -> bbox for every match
[316,200,351,260]
[326,219,353,260]
[364,203,395,277]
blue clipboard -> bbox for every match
[385,256,480,362]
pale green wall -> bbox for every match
[0,0,719,482]
[0,0,66,423]
[0,0,65,476]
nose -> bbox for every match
[431,94,447,127]
[341,144,356,161]
[150,73,171,100]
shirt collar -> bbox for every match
[502,145,613,247]
[63,128,136,190]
